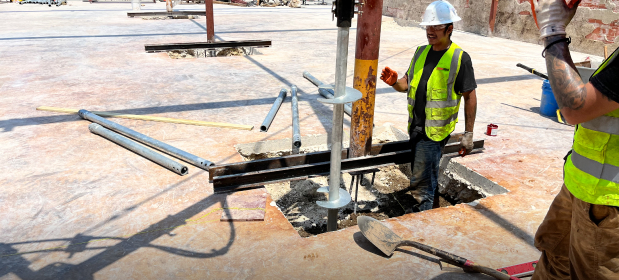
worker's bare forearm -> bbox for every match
[463,90,476,132]
[392,75,409,92]
[544,35,587,111]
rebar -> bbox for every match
[302,71,352,117]
[260,88,288,132]
[79,109,214,170]
[89,123,188,175]
[291,85,301,148]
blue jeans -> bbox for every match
[408,134,449,212]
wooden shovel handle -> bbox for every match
[399,240,518,280]
[464,261,519,280]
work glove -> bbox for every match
[380,67,398,86]
[460,131,474,156]
[533,0,580,39]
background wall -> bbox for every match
[382,0,619,57]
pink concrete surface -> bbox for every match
[220,188,267,221]
[0,1,601,279]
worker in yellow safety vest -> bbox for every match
[380,0,477,212]
[531,0,619,278]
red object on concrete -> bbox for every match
[497,260,539,278]
[486,124,498,136]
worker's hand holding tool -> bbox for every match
[532,0,580,38]
[460,131,474,156]
[380,67,398,86]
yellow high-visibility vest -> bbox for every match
[406,43,464,141]
[564,47,619,206]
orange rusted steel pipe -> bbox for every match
[205,0,214,42]
[350,0,383,157]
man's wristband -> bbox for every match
[390,80,397,86]
[542,37,571,58]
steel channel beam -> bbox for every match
[127,11,206,17]
[89,123,189,176]
[212,139,484,193]
[209,132,465,181]
[144,40,272,52]
[260,88,287,132]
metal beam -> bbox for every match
[211,139,484,193]
[209,132,465,181]
[127,11,206,17]
[144,40,272,52]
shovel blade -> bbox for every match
[357,216,403,257]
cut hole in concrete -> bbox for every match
[166,47,261,59]
[235,124,508,237]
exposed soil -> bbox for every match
[244,124,481,238]
[166,47,257,59]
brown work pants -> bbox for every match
[532,184,619,280]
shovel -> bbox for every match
[357,216,519,280]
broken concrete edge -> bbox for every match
[439,155,509,198]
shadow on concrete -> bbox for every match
[0,98,276,132]
[473,205,536,248]
[0,191,237,280]
[0,28,339,41]
[499,102,568,127]
[477,74,543,84]
[352,231,389,258]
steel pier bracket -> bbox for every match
[316,187,352,209]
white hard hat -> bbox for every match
[419,0,462,26]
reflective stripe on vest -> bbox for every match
[406,47,424,126]
[571,151,619,183]
[406,43,463,141]
[564,46,619,206]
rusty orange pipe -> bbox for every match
[350,0,383,157]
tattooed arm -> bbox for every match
[462,89,476,132]
[544,35,619,124]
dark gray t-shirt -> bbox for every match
[590,47,619,103]
[406,47,477,140]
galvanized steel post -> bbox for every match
[260,88,288,132]
[89,123,188,176]
[291,85,301,148]
[79,110,214,170]
[350,0,383,157]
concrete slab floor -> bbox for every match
[0,1,597,279]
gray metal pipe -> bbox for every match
[89,123,188,176]
[303,71,352,117]
[78,109,214,170]
[327,27,350,232]
[260,88,288,132]
[291,85,301,148]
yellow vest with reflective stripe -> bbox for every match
[564,47,619,206]
[406,43,464,141]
